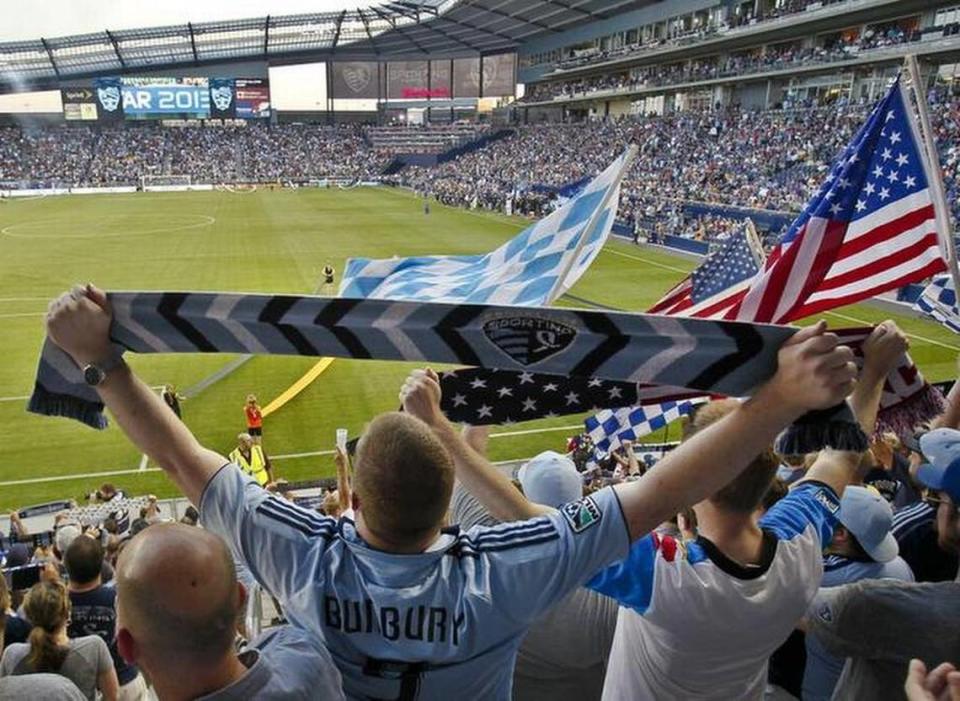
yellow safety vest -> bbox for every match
[231,445,269,486]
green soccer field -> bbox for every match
[1,187,958,512]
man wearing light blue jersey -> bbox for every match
[444,321,909,701]
[44,285,857,700]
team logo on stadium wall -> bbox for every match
[97,86,121,112]
[211,86,233,111]
[343,63,371,94]
[482,314,577,366]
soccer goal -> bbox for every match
[140,174,192,191]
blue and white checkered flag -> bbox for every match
[915,273,960,334]
[585,398,707,457]
[340,148,636,305]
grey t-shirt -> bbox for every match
[450,483,619,701]
[198,625,344,700]
[0,636,112,701]
[808,579,960,701]
[0,673,86,700]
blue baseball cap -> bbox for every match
[917,428,960,502]
[517,451,582,508]
[837,485,898,563]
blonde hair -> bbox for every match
[686,400,779,513]
[354,413,454,545]
[24,580,70,672]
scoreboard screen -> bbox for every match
[120,77,210,119]
[85,77,271,121]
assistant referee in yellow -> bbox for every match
[229,432,275,486]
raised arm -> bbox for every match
[46,285,225,506]
[402,372,551,522]
[800,320,908,495]
[622,440,641,477]
[334,446,353,514]
[608,322,856,539]
[934,355,960,430]
[461,424,490,456]
[405,321,857,539]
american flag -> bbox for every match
[735,77,945,324]
[437,369,704,425]
[625,78,946,445]
[648,227,765,318]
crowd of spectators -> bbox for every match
[524,26,919,104]
[393,102,872,221]
[549,0,902,71]
[393,91,960,236]
[3,297,959,699]
[3,89,960,237]
[0,123,392,188]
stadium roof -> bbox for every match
[0,0,652,92]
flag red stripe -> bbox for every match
[648,280,692,314]
[814,233,941,293]
[833,204,935,262]
[750,235,806,322]
[791,257,947,318]
[691,288,748,319]
[775,220,850,323]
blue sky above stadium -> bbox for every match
[2,0,387,42]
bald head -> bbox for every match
[116,523,240,668]
[354,412,454,546]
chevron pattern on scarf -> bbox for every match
[29,291,796,429]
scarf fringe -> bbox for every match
[27,383,107,430]
[875,384,947,439]
[775,403,869,455]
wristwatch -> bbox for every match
[81,352,125,386]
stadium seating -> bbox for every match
[3,93,960,237]
[365,124,488,154]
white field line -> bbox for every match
[0,386,165,403]
[0,425,585,487]
[0,312,44,319]
[823,310,960,352]
[600,246,692,274]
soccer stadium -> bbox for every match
[1,0,959,698]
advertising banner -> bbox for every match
[452,57,480,98]
[331,61,379,100]
[208,78,236,119]
[235,78,270,119]
[61,88,99,121]
[429,60,452,99]
[93,77,124,122]
[482,53,516,97]
[388,60,429,99]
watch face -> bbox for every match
[83,364,106,386]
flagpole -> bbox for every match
[546,144,639,304]
[743,218,768,268]
[902,55,960,293]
